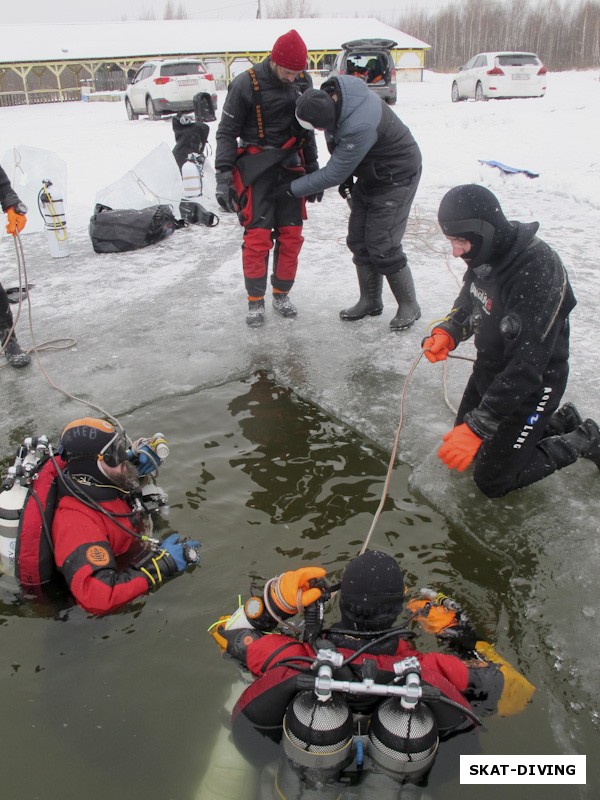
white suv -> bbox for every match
[451,51,547,102]
[125,58,218,120]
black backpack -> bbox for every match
[193,91,217,123]
[89,204,184,254]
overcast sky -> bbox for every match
[3,0,457,26]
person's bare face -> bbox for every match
[99,460,140,492]
[446,236,472,258]
[273,63,302,84]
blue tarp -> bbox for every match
[479,159,539,178]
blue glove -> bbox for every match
[161,533,201,572]
[128,444,162,476]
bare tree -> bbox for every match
[392,0,600,71]
[137,8,157,20]
[264,0,318,19]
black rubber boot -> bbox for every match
[339,263,383,321]
[246,299,265,328]
[560,419,600,470]
[272,293,297,318]
[386,268,421,331]
[543,402,583,437]
[1,329,31,368]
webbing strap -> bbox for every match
[248,68,265,140]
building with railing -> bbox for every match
[0,18,430,107]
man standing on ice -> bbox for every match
[422,183,600,497]
[214,30,319,328]
[290,77,422,331]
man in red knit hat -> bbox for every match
[215,30,319,327]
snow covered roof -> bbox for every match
[0,19,429,64]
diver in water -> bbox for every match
[13,417,201,615]
[210,551,533,797]
[423,184,600,498]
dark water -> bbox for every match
[0,373,592,800]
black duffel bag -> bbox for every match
[89,203,184,253]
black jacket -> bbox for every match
[0,165,21,211]
[215,58,317,173]
[438,222,576,438]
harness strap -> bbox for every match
[248,68,265,141]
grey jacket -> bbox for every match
[290,75,421,197]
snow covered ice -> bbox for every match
[1,70,600,737]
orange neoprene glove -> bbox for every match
[6,207,27,236]
[422,328,455,363]
[406,598,458,634]
[438,423,482,471]
[270,567,327,613]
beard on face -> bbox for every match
[112,460,142,492]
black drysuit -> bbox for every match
[0,165,23,329]
[438,221,577,497]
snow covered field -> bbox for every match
[1,69,600,767]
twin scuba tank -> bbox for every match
[0,436,51,580]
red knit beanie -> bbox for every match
[271,29,308,71]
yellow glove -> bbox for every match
[475,641,536,716]
[270,567,327,614]
[209,615,232,651]
[6,207,27,236]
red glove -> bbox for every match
[422,328,455,363]
[438,423,482,471]
[6,207,27,236]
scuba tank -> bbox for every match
[0,436,49,577]
[38,179,70,258]
[181,153,204,198]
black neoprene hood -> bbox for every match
[438,184,512,268]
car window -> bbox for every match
[161,62,207,77]
[497,53,539,66]
[474,55,487,68]
[463,57,477,70]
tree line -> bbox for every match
[392,0,600,71]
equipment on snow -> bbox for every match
[89,203,185,253]
[38,179,70,258]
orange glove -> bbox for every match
[438,423,482,471]
[406,598,458,634]
[270,567,327,614]
[422,328,455,363]
[6,207,27,236]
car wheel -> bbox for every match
[146,96,159,120]
[451,82,463,103]
[475,82,488,102]
[125,98,139,121]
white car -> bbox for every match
[451,51,547,102]
[125,58,218,120]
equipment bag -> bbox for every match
[193,91,217,123]
[14,454,66,593]
[89,203,185,253]
[179,200,219,227]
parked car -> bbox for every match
[125,58,218,120]
[327,38,397,105]
[451,51,547,102]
